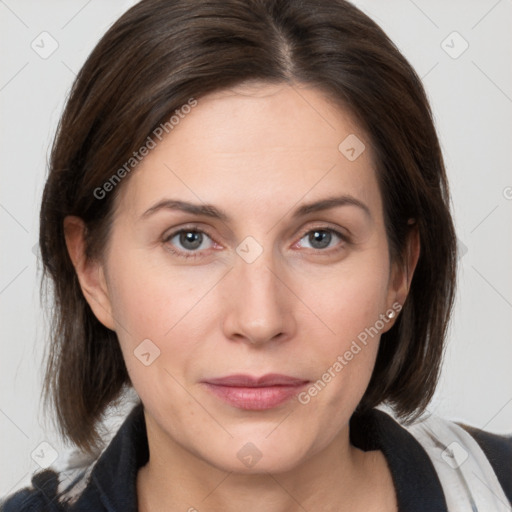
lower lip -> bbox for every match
[202,383,308,410]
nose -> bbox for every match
[221,251,296,346]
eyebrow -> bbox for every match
[292,195,371,219]
[140,199,229,221]
[139,195,371,222]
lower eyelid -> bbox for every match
[164,227,348,257]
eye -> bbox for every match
[296,228,345,251]
[165,229,215,257]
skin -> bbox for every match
[65,82,419,512]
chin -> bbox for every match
[194,429,316,475]
[212,448,309,475]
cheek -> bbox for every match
[104,246,226,388]
[291,249,390,407]
[297,249,391,341]
[106,247,218,337]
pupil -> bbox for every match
[309,230,331,249]
[180,231,202,250]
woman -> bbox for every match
[1,0,510,510]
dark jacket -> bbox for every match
[1,403,511,511]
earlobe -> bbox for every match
[63,216,116,331]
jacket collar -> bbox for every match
[73,402,447,511]
[350,409,447,510]
[73,402,148,512]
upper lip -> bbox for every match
[202,373,309,387]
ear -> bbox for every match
[385,222,420,323]
[63,216,116,330]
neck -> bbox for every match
[136,410,396,512]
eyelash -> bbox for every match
[163,227,218,260]
[163,225,349,260]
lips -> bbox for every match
[201,373,310,410]
[204,373,308,387]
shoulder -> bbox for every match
[1,399,145,512]
[1,451,97,512]
[402,412,512,508]
[1,394,143,512]
[460,423,512,502]
[0,469,63,511]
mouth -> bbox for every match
[201,373,310,410]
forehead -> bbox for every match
[115,82,382,221]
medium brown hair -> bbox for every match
[40,0,457,455]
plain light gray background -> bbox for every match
[1,0,511,497]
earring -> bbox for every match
[387,310,396,319]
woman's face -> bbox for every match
[80,83,408,473]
